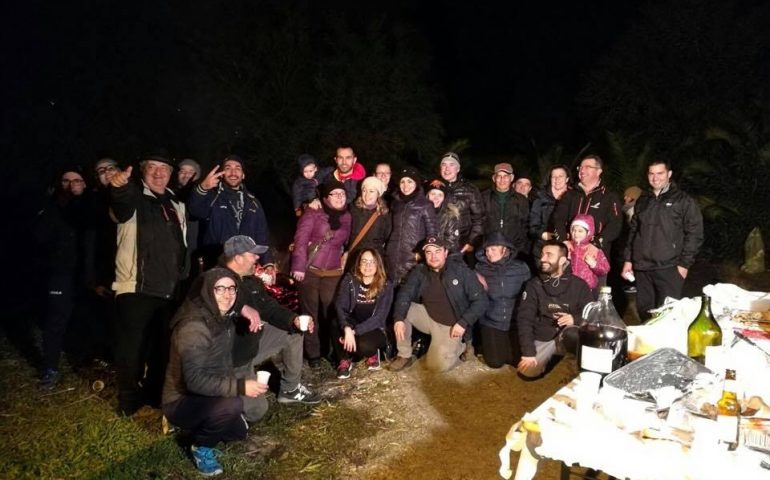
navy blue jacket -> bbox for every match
[393,258,488,329]
[474,251,531,331]
[188,183,272,264]
[335,274,394,336]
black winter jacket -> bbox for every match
[516,271,593,357]
[474,251,531,331]
[335,274,394,336]
[386,191,437,284]
[551,182,622,252]
[163,268,243,406]
[35,193,91,277]
[445,176,485,248]
[481,188,529,252]
[436,201,463,254]
[623,183,703,271]
[349,201,392,256]
[393,259,488,329]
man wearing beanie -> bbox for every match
[109,149,188,415]
[622,159,703,320]
[189,154,273,268]
[438,152,484,257]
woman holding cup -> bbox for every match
[333,249,394,379]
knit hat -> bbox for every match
[424,178,448,195]
[493,163,513,174]
[222,154,244,168]
[398,166,422,185]
[624,185,642,201]
[178,158,201,177]
[297,153,317,170]
[144,148,174,166]
[94,157,118,171]
[319,179,346,198]
[360,176,386,196]
[440,152,461,167]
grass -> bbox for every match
[0,338,381,480]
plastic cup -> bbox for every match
[256,370,271,385]
[298,315,311,332]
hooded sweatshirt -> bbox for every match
[565,214,610,290]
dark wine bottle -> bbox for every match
[577,286,628,376]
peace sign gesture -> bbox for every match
[200,165,225,191]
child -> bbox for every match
[565,214,610,293]
[292,154,332,216]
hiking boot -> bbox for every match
[389,356,414,372]
[39,368,60,390]
[191,445,223,476]
[337,359,353,379]
[366,350,382,371]
[277,384,322,405]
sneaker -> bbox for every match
[366,351,382,371]
[389,356,414,371]
[337,359,353,379]
[277,384,322,404]
[191,445,223,476]
[39,368,60,390]
[307,358,323,369]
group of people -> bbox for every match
[33,145,704,476]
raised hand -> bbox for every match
[200,165,225,191]
[110,165,133,188]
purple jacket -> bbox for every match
[291,208,351,273]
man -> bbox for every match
[188,154,273,267]
[480,162,529,253]
[439,152,485,256]
[622,160,703,320]
[514,175,534,201]
[323,145,366,204]
[35,166,91,388]
[517,241,593,378]
[110,150,188,415]
[390,237,488,372]
[221,235,321,413]
[551,155,622,257]
[176,158,201,191]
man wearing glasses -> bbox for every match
[551,155,622,258]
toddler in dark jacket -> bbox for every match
[292,154,332,216]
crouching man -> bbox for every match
[390,237,488,372]
[162,267,262,476]
[516,241,593,378]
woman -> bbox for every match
[425,178,462,255]
[385,167,437,285]
[529,164,570,255]
[474,232,531,368]
[333,249,394,379]
[347,176,392,263]
[163,268,267,476]
[291,180,352,366]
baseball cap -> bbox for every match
[493,163,513,174]
[422,236,447,250]
[224,235,268,256]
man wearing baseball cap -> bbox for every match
[389,236,488,372]
[480,162,529,254]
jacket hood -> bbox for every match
[199,267,239,321]
[570,214,595,243]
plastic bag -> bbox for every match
[741,227,765,274]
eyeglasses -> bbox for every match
[577,165,600,171]
[213,285,237,295]
[360,258,377,266]
[328,192,346,198]
[96,166,117,175]
[61,179,85,185]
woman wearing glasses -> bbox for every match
[291,179,352,367]
[333,249,393,379]
[162,267,264,476]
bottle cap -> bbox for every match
[599,286,612,294]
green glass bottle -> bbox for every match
[687,294,723,364]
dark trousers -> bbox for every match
[163,396,246,448]
[479,324,520,369]
[635,267,685,321]
[332,323,387,361]
[114,292,174,414]
[43,274,75,370]
[298,271,342,360]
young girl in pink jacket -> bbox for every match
[565,214,610,293]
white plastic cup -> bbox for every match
[298,315,311,332]
[623,271,636,283]
[256,370,271,385]
[576,371,602,413]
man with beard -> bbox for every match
[516,241,592,378]
[189,154,273,269]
